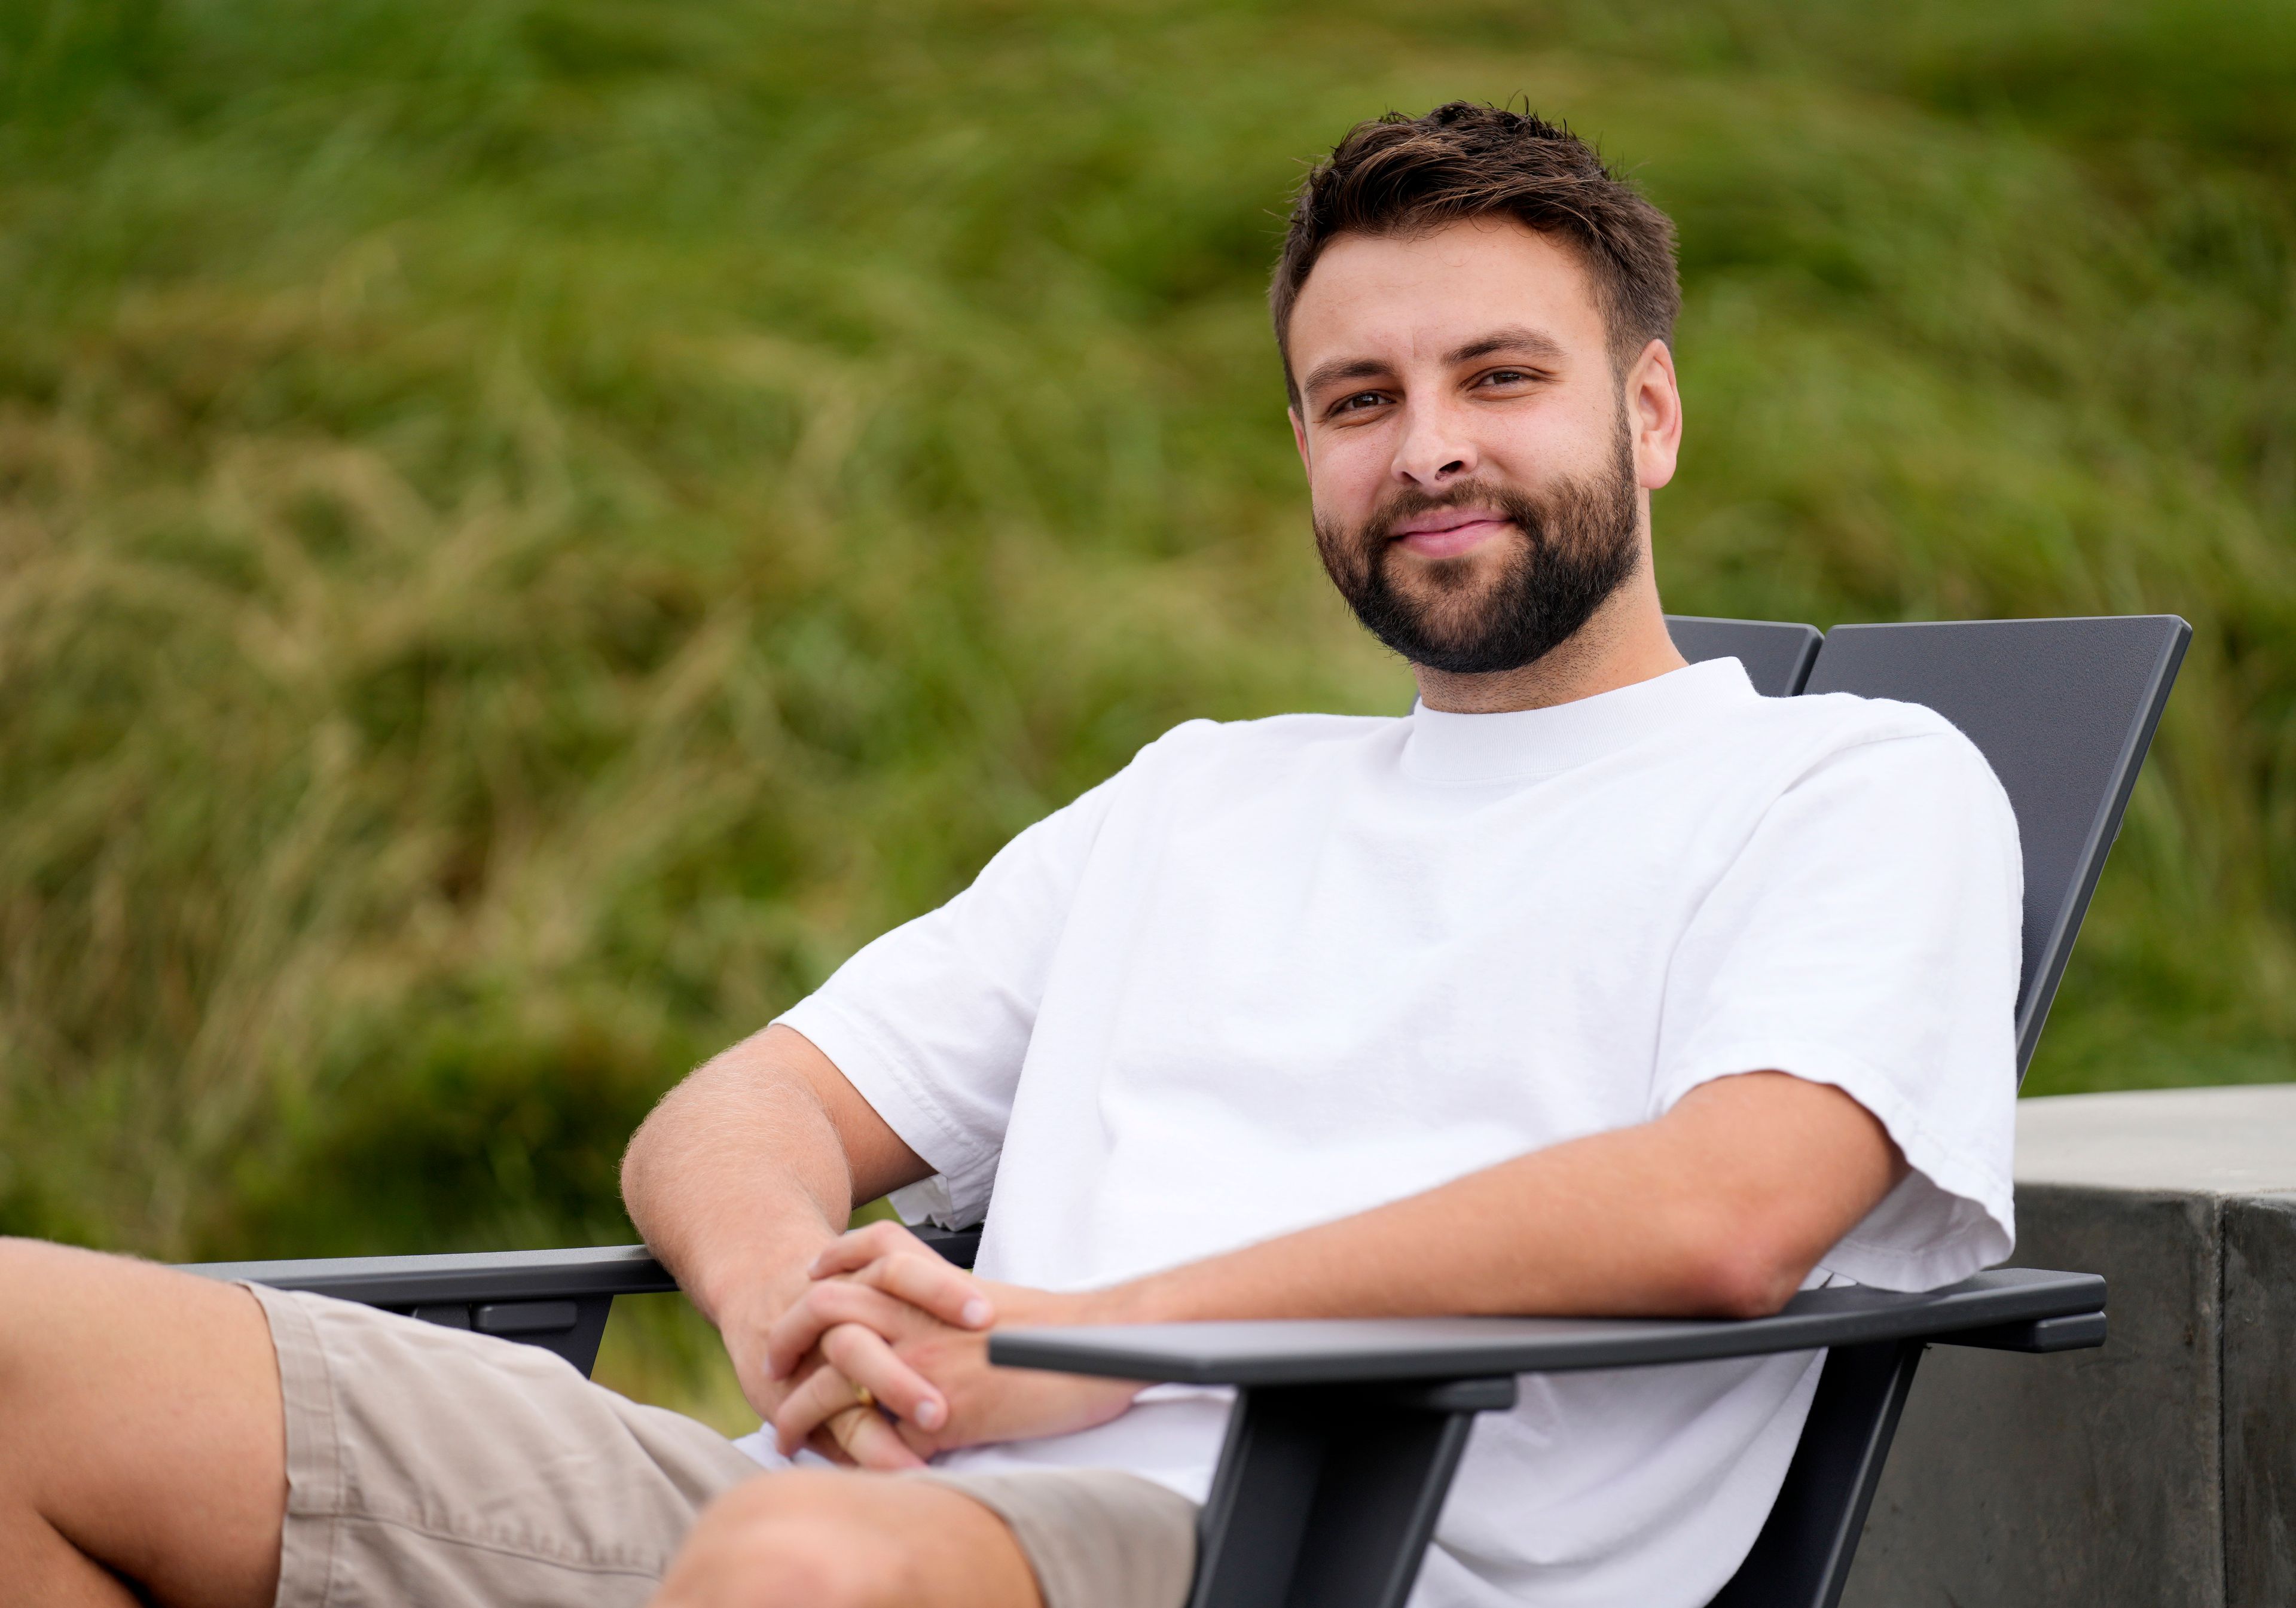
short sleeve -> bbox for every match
[774,773,1123,1226]
[1652,724,2024,1290]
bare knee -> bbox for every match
[0,1238,179,1380]
[740,1522,897,1608]
[660,1472,949,1608]
[657,1468,1042,1608]
[0,1237,285,1607]
[0,1238,110,1390]
[0,1234,71,1316]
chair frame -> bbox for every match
[184,612,2193,1608]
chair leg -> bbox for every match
[1707,1339,1925,1608]
[1189,1377,1516,1608]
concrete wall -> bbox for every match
[1842,1087,2296,1608]
[2225,1193,2296,1606]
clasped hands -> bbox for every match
[742,1221,1139,1471]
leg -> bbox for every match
[654,1469,1044,1608]
[0,1238,285,1608]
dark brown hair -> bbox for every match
[1271,103,1680,401]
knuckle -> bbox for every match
[821,1323,873,1368]
[794,1292,847,1332]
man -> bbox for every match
[0,104,2020,1608]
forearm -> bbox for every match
[622,1027,881,1331]
[1106,1072,1903,1328]
[758,1110,1788,1463]
[1112,1136,1729,1327]
[755,1074,1901,1464]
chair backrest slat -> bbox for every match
[1715,614,2185,1608]
[1667,615,1824,697]
[1802,615,2189,1075]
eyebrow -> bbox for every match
[1298,355,1394,401]
[1298,325,1568,403]
[1445,325,1567,366]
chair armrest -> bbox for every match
[176,1244,679,1306]
[988,1267,2105,1386]
[174,1223,981,1307]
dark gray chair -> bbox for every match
[184,614,2191,1608]
[1667,614,1823,697]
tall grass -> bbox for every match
[2,0,2291,1383]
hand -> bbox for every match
[762,1221,996,1453]
[712,1258,923,1472]
[764,1221,1141,1461]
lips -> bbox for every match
[1390,510,1514,560]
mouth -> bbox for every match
[1388,509,1515,560]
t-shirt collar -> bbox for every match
[1400,656,1760,785]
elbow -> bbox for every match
[618,1128,653,1228]
[1708,1262,1803,1321]
[1681,1226,1810,1320]
[619,1079,687,1223]
[618,1128,649,1205]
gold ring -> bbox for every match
[853,1383,876,1411]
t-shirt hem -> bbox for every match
[773,998,1000,1216]
[1819,1230,2012,1291]
[1659,1039,2014,1289]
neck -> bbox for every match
[1410,563,1686,715]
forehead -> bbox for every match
[1287,218,1604,374]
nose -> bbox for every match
[1391,399,1477,489]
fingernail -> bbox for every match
[961,1298,992,1327]
[915,1399,945,1430]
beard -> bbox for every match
[1313,414,1643,676]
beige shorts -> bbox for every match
[247,1282,1197,1608]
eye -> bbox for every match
[1476,367,1539,388]
[1329,390,1389,416]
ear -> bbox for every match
[1625,339,1682,492]
[1289,406,1311,477]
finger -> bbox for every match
[808,1219,929,1279]
[826,1402,926,1472]
[893,1415,942,1460]
[764,1280,914,1381]
[803,1424,857,1467]
[820,1322,948,1433]
[771,1326,947,1451]
[761,1279,899,1378]
[854,1253,996,1331]
[773,1358,875,1454]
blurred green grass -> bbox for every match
[3,0,2292,1414]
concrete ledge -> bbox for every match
[1843,1085,2296,1608]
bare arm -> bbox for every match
[767,1071,1909,1457]
[1106,1070,1907,1326]
[621,1024,935,1430]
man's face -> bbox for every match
[1286,218,1672,675]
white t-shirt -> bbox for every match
[756,656,2023,1608]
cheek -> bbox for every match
[1307,435,1391,523]
[1497,400,1616,480]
